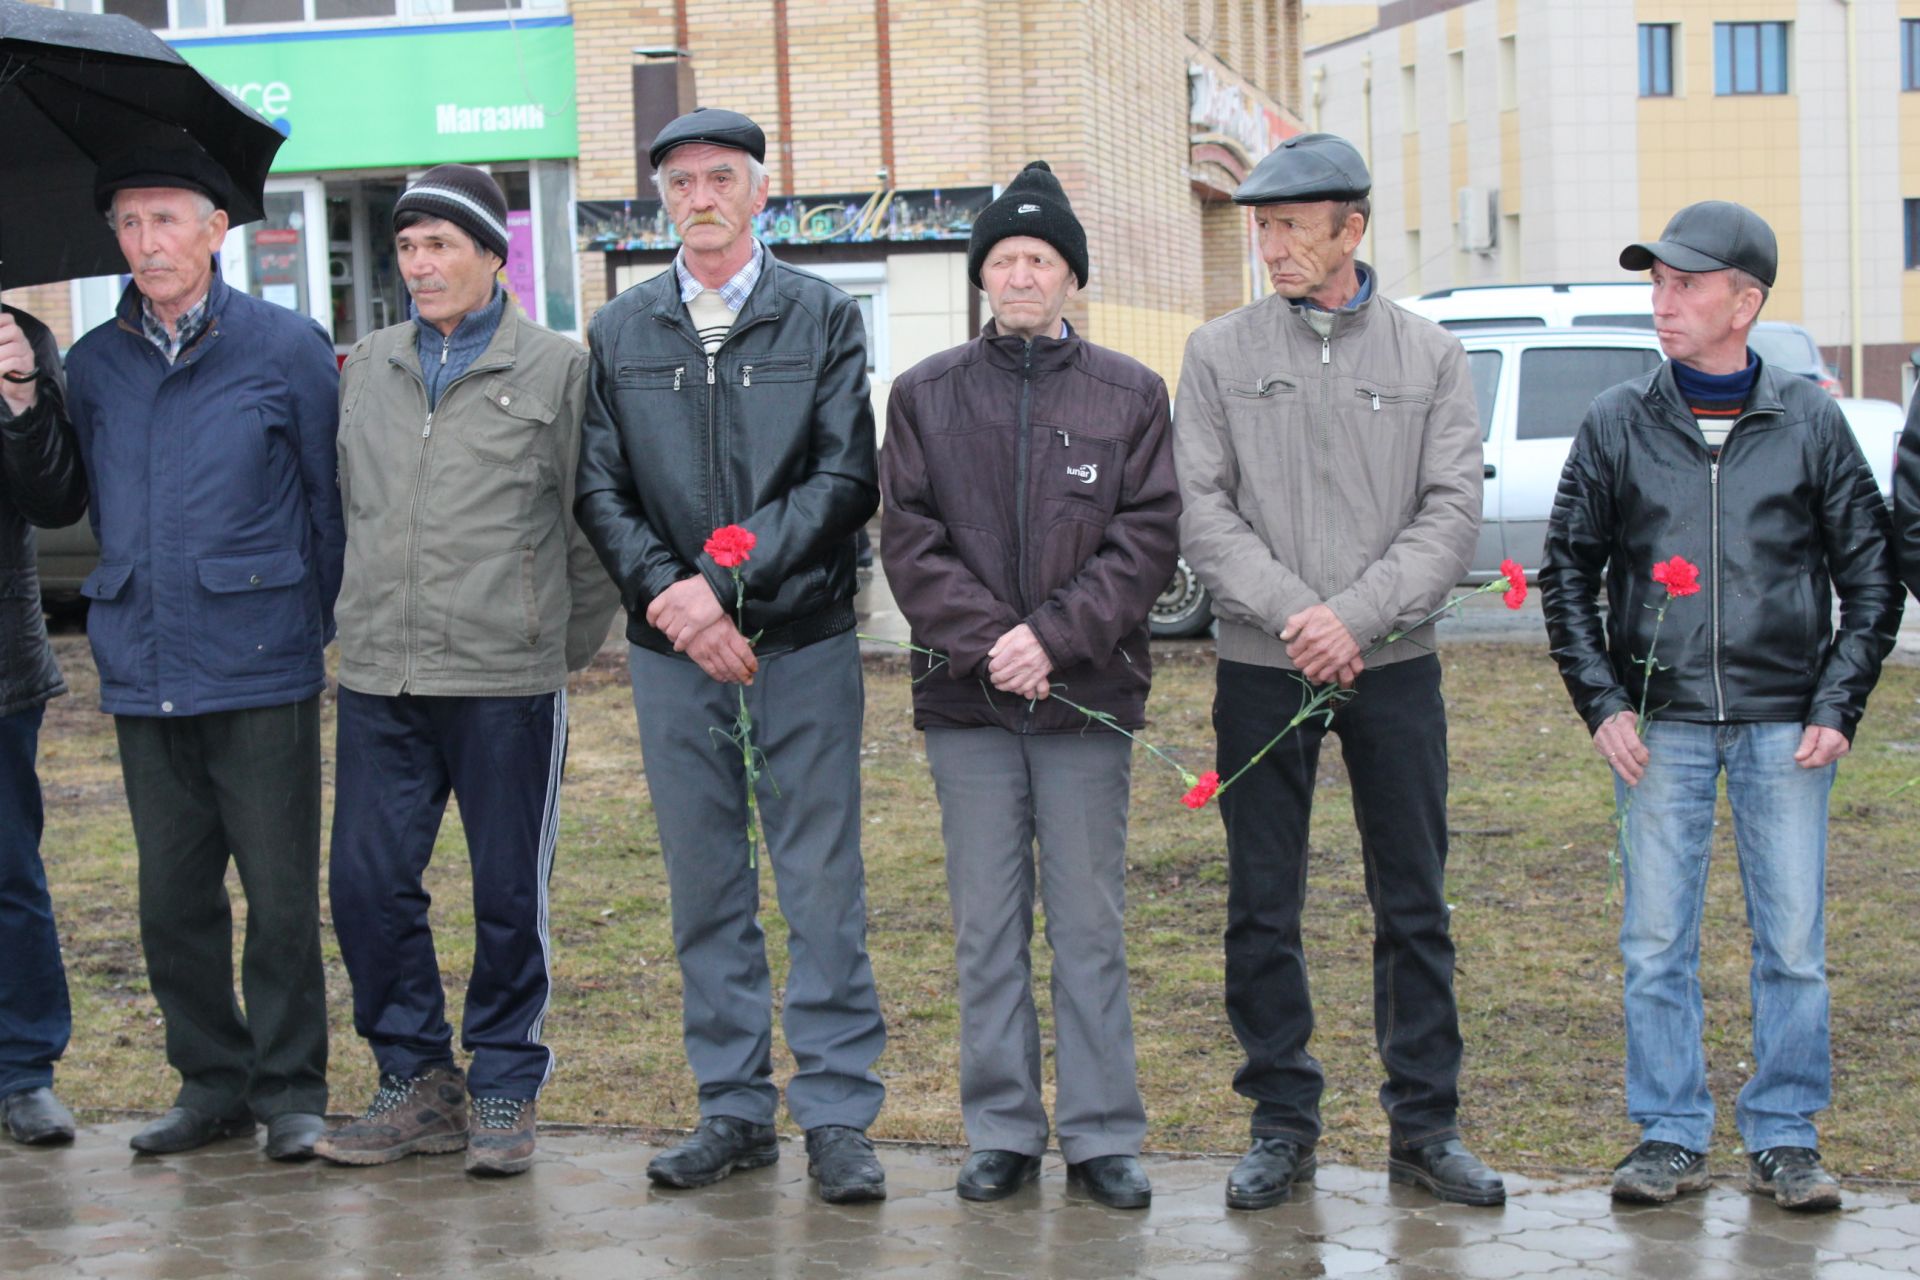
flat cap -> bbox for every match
[646,107,767,171]
[95,143,233,213]
[1620,200,1777,289]
[1233,131,1371,206]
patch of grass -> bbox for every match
[33,635,1920,1180]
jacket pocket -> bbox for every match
[615,360,692,391]
[194,548,316,675]
[1224,374,1299,399]
[1351,385,1433,412]
[82,561,152,693]
[732,353,816,387]
[1041,433,1122,516]
[457,378,555,468]
[439,544,539,670]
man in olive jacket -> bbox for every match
[314,166,617,1179]
[1173,133,1502,1210]
[574,108,889,1204]
[0,306,86,1147]
[881,162,1179,1211]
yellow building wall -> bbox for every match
[1635,0,1803,321]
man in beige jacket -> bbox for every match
[312,165,617,1178]
[1172,133,1500,1211]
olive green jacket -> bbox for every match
[335,302,619,696]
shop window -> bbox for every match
[1904,20,1920,91]
[1905,199,1920,271]
[225,0,302,22]
[1639,23,1675,97]
[1714,21,1789,96]
[809,263,889,380]
[314,0,399,18]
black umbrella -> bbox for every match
[0,0,286,288]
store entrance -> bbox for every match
[325,178,409,354]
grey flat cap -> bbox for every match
[1233,132,1371,206]
[646,107,767,170]
[1620,200,1777,288]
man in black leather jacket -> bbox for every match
[0,306,87,1147]
[1541,202,1898,1214]
[575,108,888,1204]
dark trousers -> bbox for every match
[1216,655,1461,1148]
[0,705,70,1098]
[329,687,566,1100]
[116,697,328,1119]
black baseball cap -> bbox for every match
[1620,200,1777,288]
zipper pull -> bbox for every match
[673,366,683,392]
[440,336,450,367]
[1056,429,1070,447]
[1371,392,1380,411]
[1322,336,1331,365]
[706,355,716,385]
[742,365,753,387]
[422,412,434,440]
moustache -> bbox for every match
[137,257,172,272]
[679,211,730,231]
[406,275,448,297]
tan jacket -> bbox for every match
[1173,283,1482,670]
[334,302,619,697]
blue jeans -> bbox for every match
[1617,719,1833,1154]
[0,704,71,1098]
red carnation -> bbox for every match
[705,524,757,569]
[1181,771,1221,810]
[1500,559,1528,610]
[1651,555,1701,598]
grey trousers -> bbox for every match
[115,697,328,1120]
[629,631,886,1130]
[923,726,1146,1163]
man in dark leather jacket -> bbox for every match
[1541,201,1899,1214]
[575,108,888,1204]
[0,306,86,1148]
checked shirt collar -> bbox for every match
[674,240,764,311]
[140,290,212,365]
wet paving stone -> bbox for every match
[2,1123,1917,1278]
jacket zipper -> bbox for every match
[1317,329,1334,596]
[656,311,775,531]
[1709,458,1725,718]
[1016,339,1035,732]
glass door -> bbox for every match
[220,177,331,338]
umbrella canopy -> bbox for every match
[0,0,285,288]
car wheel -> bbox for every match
[1150,556,1213,638]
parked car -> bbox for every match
[1402,282,1842,394]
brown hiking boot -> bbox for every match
[314,1066,469,1166]
[466,1096,537,1177]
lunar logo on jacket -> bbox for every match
[1066,463,1098,485]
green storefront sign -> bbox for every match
[174,18,576,172]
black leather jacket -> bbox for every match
[0,308,87,719]
[1540,359,1898,741]
[575,250,877,656]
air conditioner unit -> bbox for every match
[1458,187,1498,254]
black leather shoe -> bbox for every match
[1227,1137,1317,1210]
[264,1112,327,1162]
[1388,1137,1507,1206]
[645,1115,779,1189]
[956,1149,1042,1202]
[2,1087,75,1145]
[1067,1154,1151,1209]
[805,1125,887,1203]
[130,1105,256,1155]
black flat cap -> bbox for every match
[1233,132,1371,206]
[646,107,767,170]
[1620,200,1777,288]
[95,143,232,213]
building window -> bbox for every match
[1447,49,1465,122]
[72,0,556,31]
[1904,19,1920,91]
[1498,34,1518,110]
[1906,200,1920,270]
[1714,21,1789,96]
[1639,24,1675,97]
[1400,64,1418,133]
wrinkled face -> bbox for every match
[397,217,500,334]
[110,187,227,314]
[659,142,768,257]
[980,235,1077,341]
[1253,200,1363,300]
[1648,262,1760,367]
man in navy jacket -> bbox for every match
[66,145,343,1161]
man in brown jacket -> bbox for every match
[1173,133,1500,1210]
[880,162,1179,1210]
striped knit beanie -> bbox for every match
[394,164,510,263]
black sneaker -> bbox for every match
[1611,1140,1710,1204]
[1747,1147,1842,1212]
[805,1125,886,1204]
[646,1116,779,1189]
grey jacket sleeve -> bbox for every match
[1172,334,1323,633]
[1322,335,1482,646]
[555,343,621,671]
